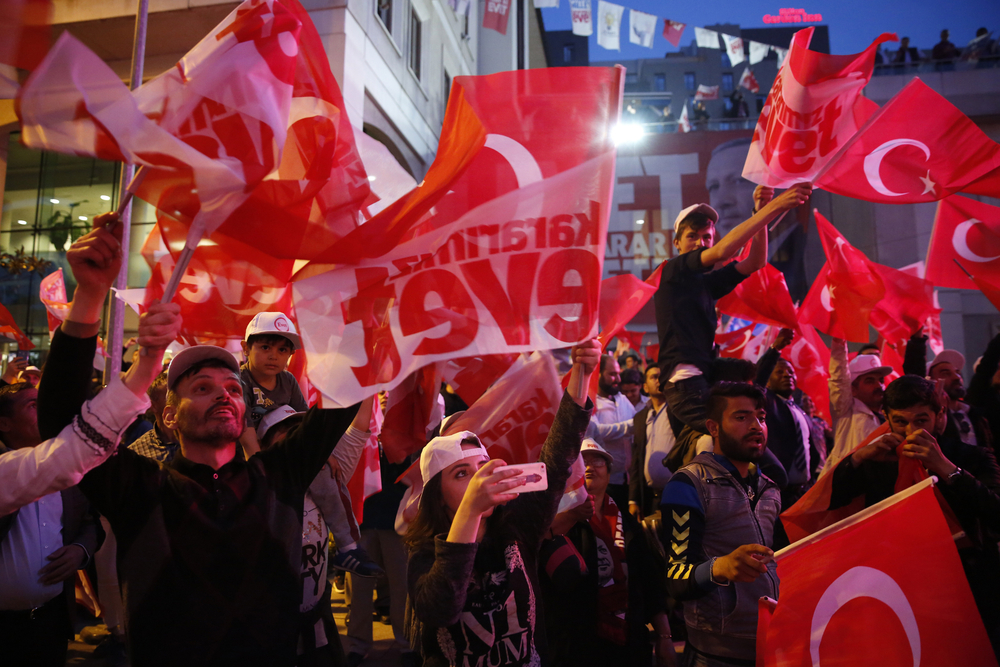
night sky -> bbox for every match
[539,0,1000,61]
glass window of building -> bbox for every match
[563,44,574,63]
[654,73,666,91]
[722,72,734,91]
[377,0,392,33]
[684,72,696,91]
[409,9,422,80]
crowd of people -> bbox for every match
[880,26,999,69]
[1,178,999,667]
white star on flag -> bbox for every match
[920,170,936,195]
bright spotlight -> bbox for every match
[100,195,111,201]
[611,124,645,146]
[50,198,59,204]
[636,219,645,226]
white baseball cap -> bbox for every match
[244,312,302,351]
[419,431,489,486]
[848,354,893,382]
[258,405,303,441]
[927,350,965,375]
[673,203,719,234]
[167,345,242,389]
[580,438,613,464]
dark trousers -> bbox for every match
[662,375,710,437]
[0,594,70,667]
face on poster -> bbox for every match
[606,129,808,327]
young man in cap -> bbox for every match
[60,342,363,667]
[653,183,811,461]
[826,339,894,470]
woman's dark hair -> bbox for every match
[404,474,452,551]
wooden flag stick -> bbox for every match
[953,258,974,280]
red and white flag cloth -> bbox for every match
[293,66,623,407]
[762,479,997,667]
[661,19,686,48]
[39,268,68,337]
[570,0,593,36]
[815,78,1000,203]
[867,263,939,348]
[381,365,443,464]
[721,34,745,65]
[677,102,691,133]
[716,262,798,330]
[968,268,1000,313]
[346,396,383,525]
[694,84,719,100]
[0,0,51,98]
[799,210,885,343]
[597,263,662,346]
[738,67,760,93]
[715,324,756,359]
[438,353,519,407]
[926,195,1000,290]
[742,28,896,188]
[0,303,33,350]
[782,323,831,425]
[483,0,511,35]
[19,0,368,263]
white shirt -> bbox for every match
[588,393,636,484]
[826,340,881,471]
[644,403,675,489]
[0,492,64,609]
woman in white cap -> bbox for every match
[404,340,600,667]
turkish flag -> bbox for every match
[694,84,719,100]
[763,479,996,667]
[0,0,51,96]
[969,268,1000,312]
[662,19,686,48]
[799,211,885,343]
[963,165,1000,198]
[743,28,895,187]
[815,78,1000,203]
[716,325,756,359]
[346,396,383,524]
[293,67,622,408]
[142,223,296,343]
[868,264,939,347]
[598,263,662,346]
[716,263,798,330]
[381,365,443,464]
[879,337,904,382]
[781,322,831,425]
[0,303,33,350]
[738,67,760,94]
[39,268,69,337]
[438,353,519,406]
[926,195,1000,290]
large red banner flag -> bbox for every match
[867,263,939,347]
[815,78,1000,203]
[798,210,885,342]
[926,195,1000,290]
[782,322,831,425]
[597,262,662,346]
[742,27,895,187]
[716,262,798,331]
[293,67,624,407]
[761,478,997,667]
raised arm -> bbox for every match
[828,338,852,419]
[701,183,811,268]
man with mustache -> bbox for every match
[587,354,637,510]
[659,382,780,667]
[825,339,893,470]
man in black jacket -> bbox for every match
[628,365,675,519]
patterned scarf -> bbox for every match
[589,494,628,645]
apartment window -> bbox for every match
[444,70,452,107]
[460,12,469,39]
[654,73,666,91]
[376,0,392,33]
[721,72,734,92]
[721,52,730,67]
[409,9,422,79]
[563,44,574,63]
[684,72,696,91]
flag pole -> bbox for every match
[953,258,974,280]
[104,0,149,384]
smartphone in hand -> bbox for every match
[494,462,548,493]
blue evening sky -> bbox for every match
[539,0,1000,61]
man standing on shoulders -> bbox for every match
[588,354,637,509]
[659,383,780,667]
[628,365,675,520]
[826,338,892,470]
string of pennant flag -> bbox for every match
[476,0,790,65]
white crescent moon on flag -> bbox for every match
[820,284,834,312]
[810,566,920,667]
[484,134,543,188]
[952,218,1000,263]
[863,139,931,197]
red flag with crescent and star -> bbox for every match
[815,78,1000,203]
[926,195,1000,290]
[763,478,997,667]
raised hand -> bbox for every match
[753,185,774,213]
[765,183,812,213]
[66,212,124,324]
[124,302,182,398]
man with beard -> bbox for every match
[658,382,780,667]
[72,346,361,667]
[755,329,823,507]
[587,354,637,510]
[826,339,893,470]
[928,350,991,450]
